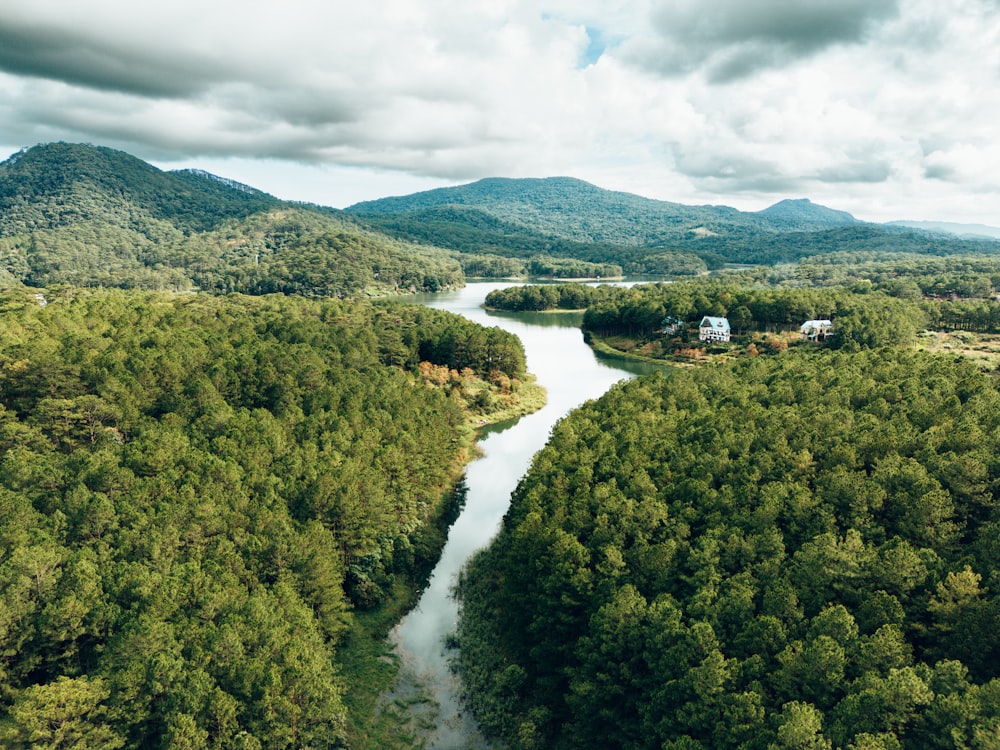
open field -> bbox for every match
[917,330,1000,370]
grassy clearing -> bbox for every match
[415,363,548,429]
[917,330,1000,370]
[336,582,424,749]
[470,375,547,426]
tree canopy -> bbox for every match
[457,349,1000,749]
[0,287,528,748]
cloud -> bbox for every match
[0,1,515,171]
[0,0,998,224]
[815,162,892,184]
[0,18,228,98]
[626,0,901,81]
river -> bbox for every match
[385,281,662,748]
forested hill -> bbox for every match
[346,176,856,237]
[755,198,858,230]
[346,177,1000,270]
[0,142,463,295]
[0,141,281,233]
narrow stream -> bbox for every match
[386,281,661,748]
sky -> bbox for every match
[0,0,998,225]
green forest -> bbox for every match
[484,256,1000,369]
[346,176,1000,271]
[7,140,1000,749]
[456,349,1000,749]
[0,288,530,748]
[0,143,464,297]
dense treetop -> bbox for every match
[457,349,1000,749]
[0,287,528,748]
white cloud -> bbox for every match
[0,0,998,223]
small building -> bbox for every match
[661,316,684,335]
[800,319,833,341]
[699,316,731,342]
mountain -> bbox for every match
[0,141,281,233]
[348,176,755,246]
[887,220,1000,240]
[755,197,859,230]
[347,176,998,271]
[351,178,860,237]
[0,143,462,294]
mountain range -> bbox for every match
[345,176,1000,270]
[0,142,996,293]
[888,220,1000,240]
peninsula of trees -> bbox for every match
[0,288,531,748]
[458,249,1000,748]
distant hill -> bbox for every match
[0,142,281,233]
[887,220,1000,240]
[347,177,998,270]
[755,197,859,230]
[0,143,462,294]
[348,176,756,246]
[2,144,997,288]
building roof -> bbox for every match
[800,319,833,331]
[700,316,730,330]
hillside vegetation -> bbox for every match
[0,143,463,295]
[347,177,1000,272]
[457,350,1000,749]
[0,288,531,748]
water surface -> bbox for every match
[388,281,662,747]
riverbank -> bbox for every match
[335,368,546,748]
[466,275,624,283]
[355,281,655,749]
[585,330,693,367]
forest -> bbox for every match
[0,288,529,748]
[456,348,1000,749]
[579,282,927,350]
[7,140,1000,749]
[0,143,464,297]
[485,256,1000,362]
[485,283,625,312]
[346,176,1000,270]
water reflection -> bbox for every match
[386,280,664,747]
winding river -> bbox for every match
[387,281,661,748]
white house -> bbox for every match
[661,316,684,335]
[800,319,833,341]
[699,316,731,342]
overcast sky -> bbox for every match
[1,0,998,224]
